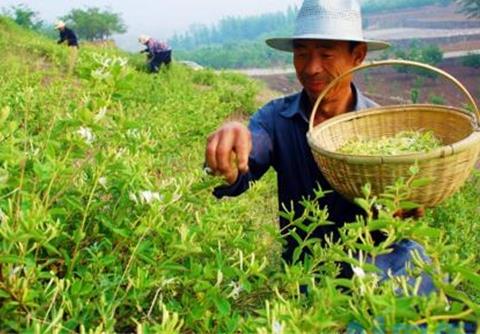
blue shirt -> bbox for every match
[213,85,435,294]
[214,85,379,261]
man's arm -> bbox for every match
[57,31,65,44]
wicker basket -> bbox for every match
[306,60,480,207]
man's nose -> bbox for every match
[303,55,324,76]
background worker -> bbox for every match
[138,35,172,73]
[55,20,78,74]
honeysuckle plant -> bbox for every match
[0,16,479,333]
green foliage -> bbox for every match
[462,52,480,68]
[0,17,479,333]
[1,4,43,30]
[385,40,444,78]
[456,0,480,18]
[61,7,127,41]
[429,94,446,105]
[0,4,57,40]
[175,41,291,69]
[392,40,444,65]
[169,7,296,69]
[169,7,297,50]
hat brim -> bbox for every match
[266,36,390,52]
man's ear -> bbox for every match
[352,42,367,66]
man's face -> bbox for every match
[293,39,366,103]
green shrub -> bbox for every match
[0,17,479,333]
[462,53,480,68]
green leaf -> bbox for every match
[0,255,31,265]
[367,220,390,231]
[354,198,371,213]
[0,289,11,298]
[446,266,480,290]
[213,296,231,316]
[411,225,441,238]
[410,177,433,188]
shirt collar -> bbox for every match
[279,83,370,120]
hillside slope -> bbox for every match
[0,17,479,333]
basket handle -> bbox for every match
[309,59,480,132]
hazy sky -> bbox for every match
[0,0,302,50]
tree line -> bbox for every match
[169,7,297,50]
[171,0,480,69]
[169,0,457,52]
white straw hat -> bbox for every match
[55,20,65,29]
[266,0,390,52]
[138,34,151,44]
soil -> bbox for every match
[252,58,480,108]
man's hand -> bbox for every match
[205,121,252,184]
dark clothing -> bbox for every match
[142,39,172,72]
[214,86,377,263]
[149,50,172,72]
[57,27,78,47]
[144,39,170,56]
[212,86,435,295]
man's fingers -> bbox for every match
[234,129,252,173]
[205,133,219,172]
[205,122,251,183]
[216,130,236,175]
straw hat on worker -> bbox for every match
[138,34,151,45]
[266,0,390,52]
[55,20,65,30]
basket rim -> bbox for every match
[307,104,480,164]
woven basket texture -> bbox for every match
[308,105,480,207]
[307,60,480,207]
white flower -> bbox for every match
[215,270,223,287]
[91,69,110,81]
[94,107,108,121]
[126,128,141,139]
[0,208,8,223]
[227,281,243,300]
[115,57,128,67]
[352,266,366,279]
[98,177,107,188]
[115,148,127,158]
[129,192,138,203]
[162,278,175,286]
[130,190,163,205]
[273,321,284,334]
[77,127,95,144]
[139,191,163,204]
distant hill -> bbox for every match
[170,0,471,69]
